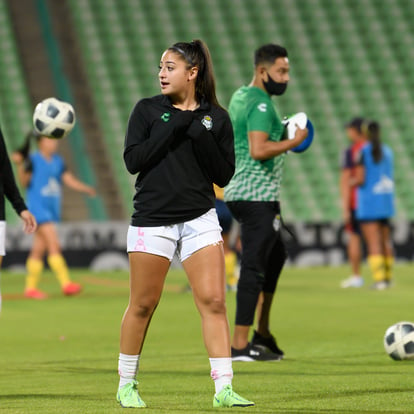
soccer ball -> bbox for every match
[384,321,414,360]
[282,112,314,153]
[33,97,76,139]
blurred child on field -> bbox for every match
[351,120,395,290]
[12,131,95,299]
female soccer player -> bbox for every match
[352,120,395,290]
[0,128,37,310]
[118,39,253,409]
[339,117,366,288]
[13,131,95,299]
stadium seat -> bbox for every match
[63,0,414,221]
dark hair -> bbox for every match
[345,117,364,133]
[168,39,222,108]
[363,120,382,163]
[254,44,288,66]
[15,129,40,160]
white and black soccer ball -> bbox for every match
[384,321,414,361]
[33,97,76,139]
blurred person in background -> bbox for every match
[339,117,367,288]
[224,44,308,362]
[0,128,37,311]
[351,120,395,290]
[118,39,253,408]
[12,131,95,299]
[214,184,238,291]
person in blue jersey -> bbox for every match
[12,131,95,299]
[0,127,37,311]
[352,120,395,290]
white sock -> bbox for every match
[118,353,140,389]
[210,357,233,394]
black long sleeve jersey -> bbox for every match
[0,128,27,221]
[124,94,235,226]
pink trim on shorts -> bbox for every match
[133,227,147,252]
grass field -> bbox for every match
[0,264,414,413]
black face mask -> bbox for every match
[263,72,288,95]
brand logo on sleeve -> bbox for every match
[161,112,170,122]
[201,115,213,130]
[257,103,267,112]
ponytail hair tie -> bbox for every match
[169,45,194,66]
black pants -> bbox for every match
[227,201,287,326]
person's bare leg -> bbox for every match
[380,224,393,257]
[183,243,230,357]
[183,243,255,406]
[28,229,47,261]
[361,222,381,256]
[380,224,394,282]
[348,233,362,276]
[37,223,75,290]
[232,325,250,349]
[256,291,274,337]
[36,222,61,256]
[361,222,385,283]
[25,230,47,297]
[120,252,170,355]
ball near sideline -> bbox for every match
[282,112,314,153]
[33,97,76,139]
[384,321,414,360]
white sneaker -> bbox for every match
[340,275,364,288]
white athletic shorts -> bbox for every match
[0,221,6,256]
[127,208,223,262]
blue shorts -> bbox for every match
[215,199,233,234]
[30,201,60,225]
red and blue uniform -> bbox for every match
[342,140,366,233]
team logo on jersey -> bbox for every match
[41,178,61,197]
[257,103,267,112]
[373,175,394,194]
[201,115,213,130]
[161,112,170,122]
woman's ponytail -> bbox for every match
[169,39,222,108]
[363,120,382,163]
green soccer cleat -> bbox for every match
[116,380,147,408]
[213,385,254,408]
